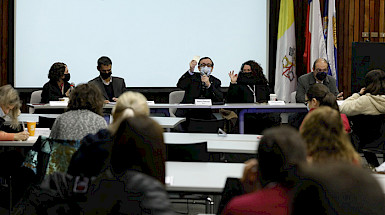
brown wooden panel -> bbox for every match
[354,0,360,41]
[370,0,375,41]
[348,0,355,94]
[365,0,370,32]
[378,0,385,42]
[0,0,9,86]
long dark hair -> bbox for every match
[240,60,268,85]
[110,116,166,183]
[364,69,385,95]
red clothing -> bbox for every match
[222,184,289,215]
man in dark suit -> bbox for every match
[295,58,342,103]
[175,56,223,119]
[89,56,127,103]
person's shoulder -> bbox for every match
[88,77,100,83]
[298,72,312,80]
[112,76,125,81]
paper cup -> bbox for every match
[269,94,277,101]
[27,121,36,136]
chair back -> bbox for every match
[186,118,225,133]
[37,116,56,129]
[166,142,209,162]
[290,91,297,103]
[349,114,385,150]
[169,91,185,117]
[29,90,43,113]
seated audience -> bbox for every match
[67,91,150,177]
[226,60,280,134]
[291,163,385,215]
[339,69,385,116]
[300,106,360,164]
[41,62,72,103]
[301,83,350,133]
[0,84,29,141]
[220,126,307,215]
[49,83,107,140]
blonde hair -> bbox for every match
[109,91,149,135]
[300,106,361,164]
[0,85,21,129]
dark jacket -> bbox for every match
[295,72,339,103]
[41,80,71,103]
[88,76,127,101]
[226,73,270,103]
[177,71,223,103]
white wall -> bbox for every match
[15,0,268,88]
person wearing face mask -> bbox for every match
[0,85,29,141]
[41,62,72,103]
[226,60,280,134]
[175,57,223,119]
[295,58,342,103]
[89,56,127,103]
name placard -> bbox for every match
[147,101,155,105]
[268,101,285,105]
[195,99,212,106]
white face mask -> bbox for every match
[200,66,212,76]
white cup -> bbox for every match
[269,94,277,101]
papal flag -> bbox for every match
[303,0,327,74]
[274,0,296,103]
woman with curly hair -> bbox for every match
[49,83,107,140]
[41,62,72,103]
[226,60,280,134]
[0,85,29,140]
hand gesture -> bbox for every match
[240,158,261,193]
[201,75,210,87]
[337,92,344,100]
[65,88,71,97]
[189,60,197,72]
[14,131,29,141]
[112,97,118,102]
[359,88,366,95]
[228,70,238,83]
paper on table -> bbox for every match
[49,101,68,106]
[34,128,51,137]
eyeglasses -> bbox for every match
[199,64,213,67]
[315,68,328,73]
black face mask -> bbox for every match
[316,72,327,81]
[63,73,70,82]
[100,72,112,80]
[237,72,258,85]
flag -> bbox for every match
[303,0,327,74]
[274,0,296,103]
[324,0,338,85]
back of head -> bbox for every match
[291,163,385,215]
[110,116,165,183]
[300,106,359,163]
[97,56,112,67]
[110,91,149,135]
[307,84,339,111]
[258,126,307,187]
[67,83,104,116]
[48,62,66,82]
[0,84,21,129]
[364,69,385,95]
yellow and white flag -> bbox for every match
[274,0,296,103]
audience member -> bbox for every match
[226,60,280,134]
[296,58,342,103]
[67,91,149,177]
[89,56,127,103]
[0,84,29,141]
[300,106,360,164]
[49,83,107,140]
[175,57,223,119]
[301,83,350,133]
[220,126,307,215]
[339,69,385,116]
[291,162,385,215]
[41,62,71,103]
